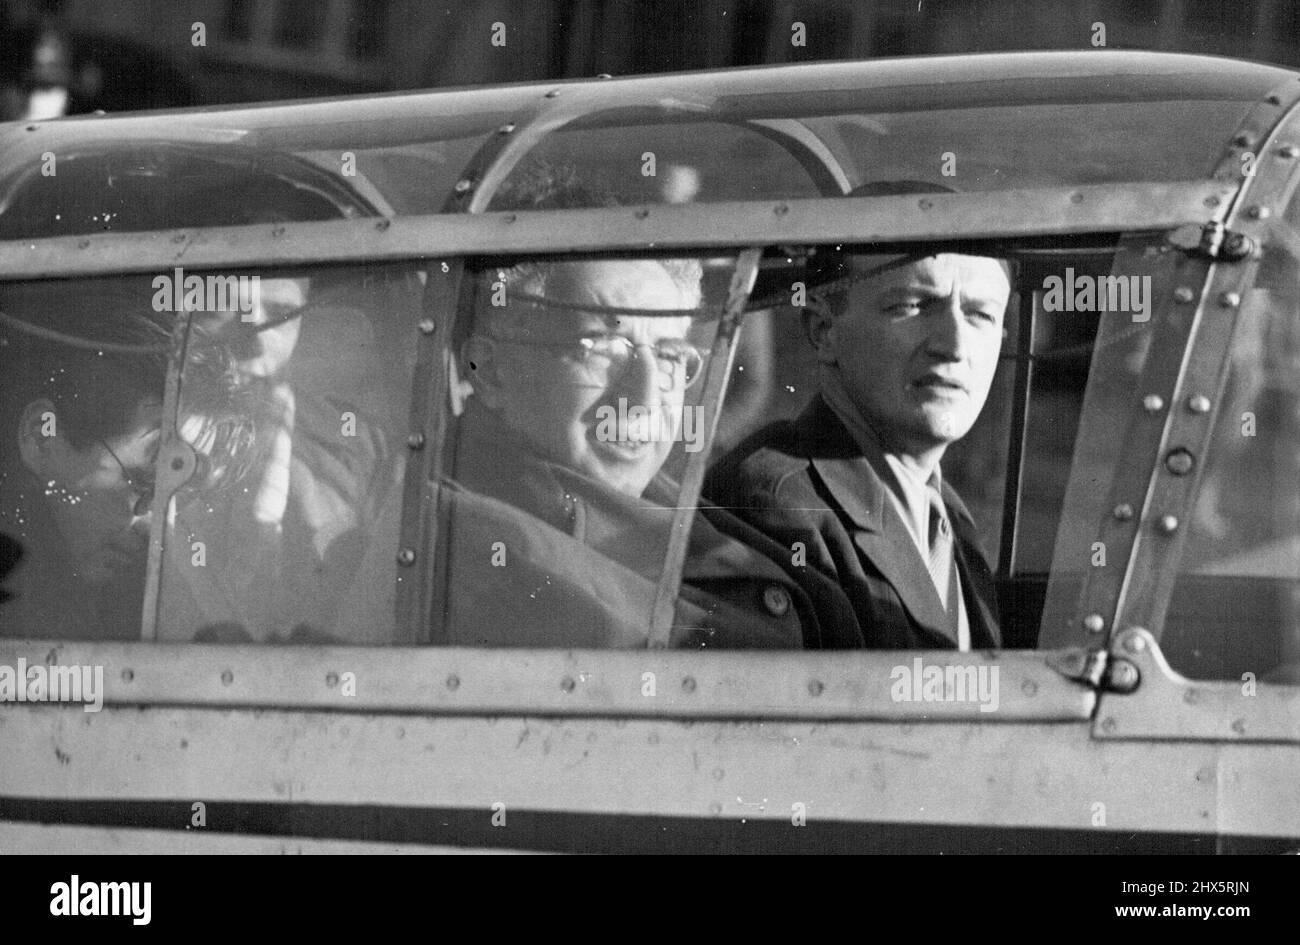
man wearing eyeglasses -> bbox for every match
[463,259,703,497]
[0,281,260,641]
[440,257,843,648]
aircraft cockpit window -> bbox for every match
[0,265,423,643]
[425,228,1169,652]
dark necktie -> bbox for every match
[927,483,970,647]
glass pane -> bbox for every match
[349,0,388,60]
[493,120,827,207]
[155,263,421,644]
[0,264,422,643]
[274,0,327,51]
[4,54,1284,238]
[1,276,169,639]
[502,80,1270,210]
[1012,246,1136,575]
[432,252,810,649]
[0,102,521,237]
[799,101,1248,190]
[0,145,380,238]
[226,0,254,42]
[1164,197,1300,684]
[1036,236,1175,646]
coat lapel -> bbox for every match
[803,402,959,647]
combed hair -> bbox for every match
[474,158,704,337]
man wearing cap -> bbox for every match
[706,246,1011,650]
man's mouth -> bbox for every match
[592,439,655,462]
[911,373,967,395]
[590,431,656,462]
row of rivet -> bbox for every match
[109,668,1044,702]
[1086,159,1281,640]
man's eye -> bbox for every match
[580,336,626,357]
[885,300,925,315]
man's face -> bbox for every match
[477,260,698,496]
[31,399,162,588]
[822,253,1010,453]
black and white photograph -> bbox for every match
[0,0,1297,889]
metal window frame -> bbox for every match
[395,259,463,643]
[0,639,1093,722]
[1038,78,1300,651]
[1105,99,1300,647]
[0,182,1236,282]
[647,247,763,648]
[1094,629,1300,743]
[1087,94,1300,743]
[997,286,1037,577]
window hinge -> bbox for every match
[1165,221,1255,261]
[1045,647,1108,688]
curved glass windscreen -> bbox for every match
[0,54,1287,239]
[499,97,1256,210]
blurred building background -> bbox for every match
[3,0,1297,117]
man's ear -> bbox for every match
[461,336,505,410]
[802,298,839,366]
[17,398,60,475]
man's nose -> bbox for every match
[924,296,969,362]
[615,344,667,404]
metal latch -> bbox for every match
[1165,221,1255,261]
[1045,647,1142,693]
[1045,647,1108,688]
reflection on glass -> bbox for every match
[0,265,421,644]
[156,266,420,644]
[0,278,171,639]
